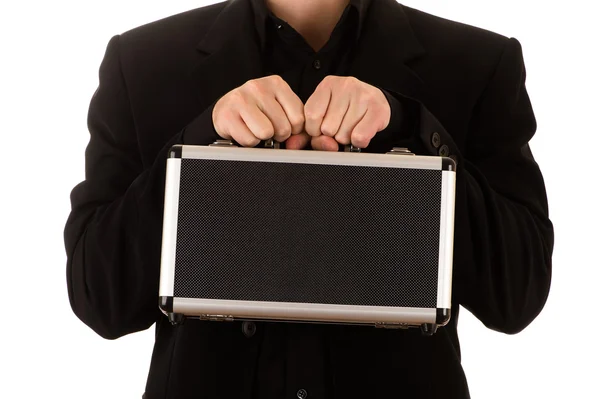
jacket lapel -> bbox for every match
[348,0,427,102]
[190,0,265,111]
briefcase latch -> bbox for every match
[209,140,237,147]
[199,314,235,322]
[386,147,415,156]
[375,321,411,329]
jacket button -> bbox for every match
[449,154,458,166]
[431,132,441,148]
[438,144,450,157]
[297,389,308,399]
[241,321,256,338]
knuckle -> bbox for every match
[226,90,245,107]
[334,134,350,145]
[378,107,391,124]
[373,88,386,103]
[243,79,257,91]
[360,89,376,103]
[244,79,263,96]
[343,76,356,88]
[321,75,336,87]
[341,76,358,90]
[353,139,367,149]
[352,132,370,148]
[220,107,236,119]
[359,94,375,108]
[247,138,260,147]
[289,114,305,129]
[271,75,285,86]
[213,117,224,134]
[304,107,323,122]
[277,123,292,138]
[215,124,229,139]
[232,134,247,146]
[213,108,231,129]
[320,123,335,137]
[239,136,260,147]
[374,99,387,113]
[256,126,274,140]
[276,132,292,142]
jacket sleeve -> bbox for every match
[64,35,219,339]
[405,37,554,334]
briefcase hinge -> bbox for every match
[199,314,235,322]
[375,322,411,329]
[344,145,361,153]
[264,138,281,149]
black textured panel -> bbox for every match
[174,158,442,308]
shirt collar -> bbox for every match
[250,0,372,51]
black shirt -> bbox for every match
[252,0,369,103]
[250,0,404,150]
[248,1,404,398]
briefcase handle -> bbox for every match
[264,140,413,155]
[212,138,360,153]
[264,138,360,153]
[211,139,414,156]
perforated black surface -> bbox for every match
[173,158,442,308]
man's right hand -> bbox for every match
[212,75,306,147]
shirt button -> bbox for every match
[297,389,308,399]
[431,132,441,148]
[241,321,256,338]
[313,59,321,70]
[438,144,450,157]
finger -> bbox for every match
[271,77,305,135]
[310,135,339,152]
[304,84,331,137]
[257,95,292,142]
[350,110,380,149]
[226,114,262,147]
[334,100,367,145]
[239,104,275,141]
[212,98,233,140]
[320,90,350,137]
[285,132,311,150]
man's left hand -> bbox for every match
[285,76,391,151]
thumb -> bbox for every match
[310,135,339,152]
[285,132,311,150]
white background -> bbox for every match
[1,0,598,397]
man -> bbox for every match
[64,0,554,397]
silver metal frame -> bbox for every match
[159,158,181,297]
[172,298,436,325]
[437,170,456,309]
[180,145,443,170]
[159,145,457,325]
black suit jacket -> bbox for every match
[64,0,554,397]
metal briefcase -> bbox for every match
[159,141,456,335]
